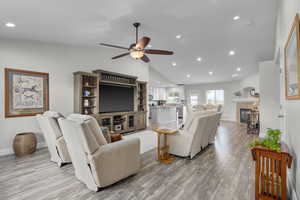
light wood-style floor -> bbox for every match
[0,121,257,200]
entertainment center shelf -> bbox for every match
[74,70,147,134]
[92,111,147,134]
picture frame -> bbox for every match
[5,68,49,117]
[285,14,300,100]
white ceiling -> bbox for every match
[0,0,278,84]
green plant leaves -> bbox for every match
[249,128,281,151]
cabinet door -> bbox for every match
[136,113,146,130]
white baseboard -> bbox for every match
[0,148,12,157]
[0,142,47,157]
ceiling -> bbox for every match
[0,0,278,84]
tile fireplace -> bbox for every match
[236,102,258,124]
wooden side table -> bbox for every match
[251,143,292,200]
[154,128,178,164]
[110,132,122,143]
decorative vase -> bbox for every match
[83,90,90,97]
[84,99,89,107]
[13,133,37,157]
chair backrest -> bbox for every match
[43,111,64,138]
[36,114,59,162]
[199,112,219,148]
[58,115,100,191]
[209,112,222,142]
[252,145,292,200]
[36,111,65,163]
[189,115,208,158]
[67,114,107,154]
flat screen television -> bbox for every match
[99,84,134,113]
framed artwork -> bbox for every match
[285,14,300,100]
[5,68,49,117]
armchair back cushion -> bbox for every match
[36,111,71,166]
[68,114,108,148]
[43,111,64,138]
[189,115,208,158]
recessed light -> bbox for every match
[229,50,235,56]
[172,62,177,67]
[209,71,213,75]
[236,67,241,71]
[232,74,238,77]
[197,57,202,62]
[233,16,240,21]
[5,22,16,28]
[176,35,182,39]
[186,74,191,78]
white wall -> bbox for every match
[149,66,176,88]
[240,74,260,92]
[184,75,259,122]
[258,61,281,137]
[276,1,300,198]
[0,38,149,156]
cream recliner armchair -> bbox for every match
[58,114,140,191]
[168,113,207,158]
[36,111,71,167]
[168,112,222,159]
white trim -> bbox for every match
[288,173,299,200]
[0,148,12,157]
[0,142,47,157]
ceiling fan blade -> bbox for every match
[144,49,174,55]
[135,37,151,49]
[112,52,130,59]
[100,43,129,50]
[141,55,150,63]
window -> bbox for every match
[190,95,199,105]
[206,90,224,105]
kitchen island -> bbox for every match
[149,105,181,129]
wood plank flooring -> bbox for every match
[0,121,257,200]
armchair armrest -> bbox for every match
[88,138,141,187]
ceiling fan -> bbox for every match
[99,22,174,63]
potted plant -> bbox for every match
[249,128,281,151]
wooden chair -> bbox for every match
[251,143,292,200]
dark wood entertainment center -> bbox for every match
[73,70,147,134]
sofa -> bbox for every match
[168,111,222,159]
[58,114,141,191]
[36,111,71,167]
[191,104,222,112]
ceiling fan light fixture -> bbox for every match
[130,50,144,59]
